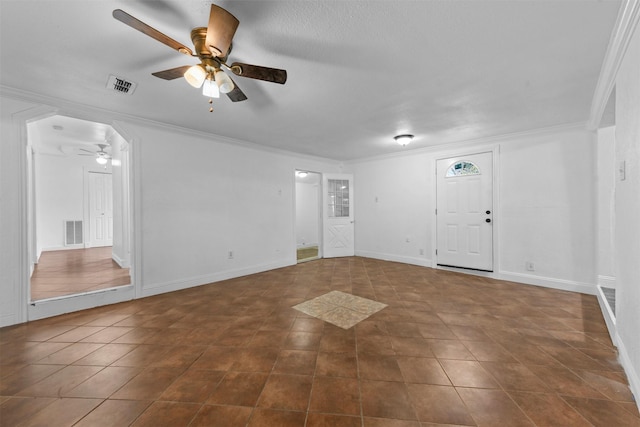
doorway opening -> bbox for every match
[27,115,132,301]
[295,170,322,263]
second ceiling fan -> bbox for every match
[113,3,287,107]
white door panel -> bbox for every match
[436,152,493,271]
[89,172,113,248]
[323,174,354,258]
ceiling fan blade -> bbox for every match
[229,62,287,84]
[152,65,192,80]
[226,77,247,102]
[78,148,95,154]
[205,4,239,57]
[113,9,193,56]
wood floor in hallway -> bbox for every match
[30,247,130,301]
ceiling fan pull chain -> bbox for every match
[209,98,213,112]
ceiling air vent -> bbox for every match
[106,74,137,95]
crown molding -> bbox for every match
[587,0,640,130]
[346,121,587,164]
[0,85,341,165]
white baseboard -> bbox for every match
[111,252,129,268]
[42,245,83,252]
[141,260,293,298]
[355,253,599,297]
[598,275,616,288]
[356,253,597,296]
[28,285,135,321]
[497,271,597,295]
[0,312,20,328]
[615,331,640,414]
[596,285,617,344]
[355,250,432,268]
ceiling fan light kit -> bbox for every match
[184,64,207,88]
[78,143,112,165]
[112,3,287,112]
[214,69,234,93]
[202,78,220,98]
[96,155,109,165]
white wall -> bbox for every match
[350,126,597,293]
[596,126,616,288]
[101,121,342,298]
[498,128,596,290]
[351,154,432,266]
[295,180,320,247]
[34,153,111,254]
[614,21,640,405]
[0,93,343,325]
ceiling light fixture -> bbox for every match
[184,64,207,88]
[394,134,414,146]
[296,171,308,178]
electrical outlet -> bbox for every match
[228,250,234,259]
[526,261,535,271]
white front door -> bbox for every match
[323,174,355,258]
[436,152,493,271]
[88,172,113,247]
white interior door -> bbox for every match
[436,152,493,271]
[323,173,355,258]
[89,172,113,247]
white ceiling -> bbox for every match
[27,115,115,156]
[1,1,621,161]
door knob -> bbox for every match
[485,218,491,223]
[486,210,491,215]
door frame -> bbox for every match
[432,145,501,277]
[85,169,113,248]
[18,108,137,321]
[293,169,323,262]
[322,173,355,258]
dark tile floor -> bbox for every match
[2,257,638,426]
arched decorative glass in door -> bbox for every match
[445,161,480,177]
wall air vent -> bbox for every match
[65,220,83,246]
[106,74,137,95]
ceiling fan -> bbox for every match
[78,144,111,165]
[112,4,287,110]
